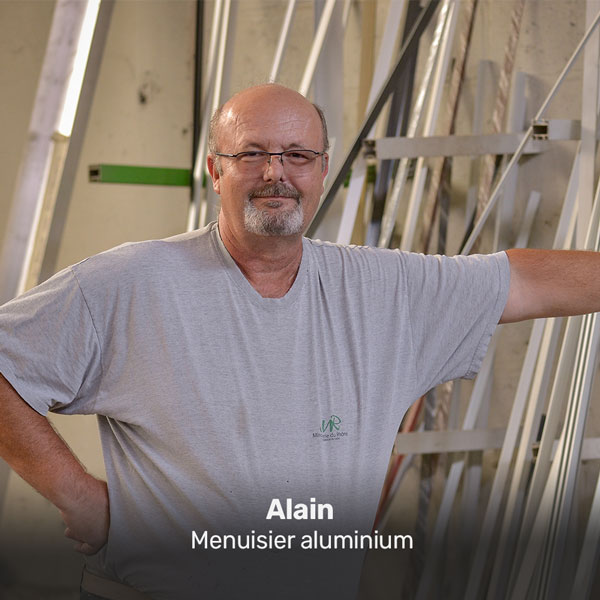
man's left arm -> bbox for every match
[500,249,600,323]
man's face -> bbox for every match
[207,87,328,238]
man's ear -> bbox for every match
[207,155,221,195]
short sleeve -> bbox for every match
[0,267,103,415]
[398,250,510,396]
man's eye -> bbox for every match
[239,152,266,162]
[286,151,311,159]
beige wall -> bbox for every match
[0,0,56,248]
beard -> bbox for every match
[244,183,304,236]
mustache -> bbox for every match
[248,183,301,201]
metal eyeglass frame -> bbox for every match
[214,149,326,168]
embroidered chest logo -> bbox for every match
[313,414,349,441]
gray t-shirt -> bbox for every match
[0,222,510,599]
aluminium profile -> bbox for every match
[493,71,528,252]
[475,0,526,236]
[0,0,101,303]
[576,1,600,246]
[475,148,580,600]
[298,0,336,96]
[307,0,441,237]
[509,168,600,600]
[335,0,408,245]
[373,129,573,160]
[37,0,114,286]
[536,175,600,598]
[569,467,600,599]
[336,154,367,244]
[465,60,494,235]
[400,0,459,252]
[269,0,297,82]
[415,332,500,600]
[500,148,580,597]
[376,0,450,249]
[189,0,227,231]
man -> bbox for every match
[0,83,598,599]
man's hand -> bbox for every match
[60,474,110,555]
[0,374,110,555]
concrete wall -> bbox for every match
[0,1,597,597]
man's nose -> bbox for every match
[263,154,285,180]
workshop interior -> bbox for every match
[1,1,600,598]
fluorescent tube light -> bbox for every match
[56,0,101,136]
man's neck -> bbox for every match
[218,214,304,298]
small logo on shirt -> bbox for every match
[313,414,348,441]
[321,414,341,433]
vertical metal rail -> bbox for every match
[490,147,580,599]
[0,0,112,512]
[336,0,407,245]
[415,388,437,577]
[0,0,101,303]
[192,0,204,175]
[369,0,421,248]
[576,1,600,246]
[508,176,600,600]
[312,0,344,169]
[376,0,449,249]
[474,0,525,241]
[569,467,600,599]
[399,0,459,251]
[298,0,336,96]
[190,0,233,231]
[415,333,500,600]
[464,153,578,599]
[536,187,600,598]
[464,60,493,236]
[505,316,581,596]
[453,373,492,597]
[541,318,600,597]
[37,0,114,286]
[188,0,223,231]
[269,0,297,82]
[419,162,555,599]
[492,71,528,251]
[307,0,441,237]
[421,0,478,254]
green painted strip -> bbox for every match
[89,164,192,187]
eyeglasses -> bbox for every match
[214,149,326,174]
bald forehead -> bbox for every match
[215,85,324,150]
[225,84,312,110]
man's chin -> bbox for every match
[244,205,304,237]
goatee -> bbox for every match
[244,183,304,236]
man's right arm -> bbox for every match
[0,373,109,554]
